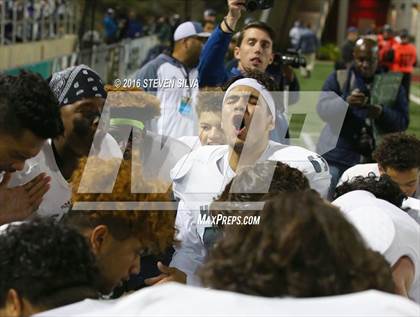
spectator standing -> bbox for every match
[198,0,300,144]
[391,29,417,100]
[203,10,216,33]
[125,11,143,39]
[378,24,397,71]
[297,24,319,78]
[103,8,117,44]
[134,21,210,138]
[318,38,409,194]
[289,20,303,49]
[340,26,358,69]
[156,16,172,46]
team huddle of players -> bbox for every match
[0,1,419,316]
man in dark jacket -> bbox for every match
[198,0,299,143]
[340,26,358,69]
[317,38,409,196]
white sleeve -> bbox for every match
[170,201,206,286]
[268,146,331,198]
[337,168,352,187]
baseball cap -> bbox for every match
[204,9,216,17]
[174,21,211,41]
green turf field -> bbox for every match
[296,61,420,137]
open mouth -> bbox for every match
[232,114,247,138]
[250,57,262,66]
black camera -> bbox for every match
[280,52,307,68]
[271,50,307,70]
[245,0,274,12]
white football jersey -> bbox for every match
[177,135,202,151]
[170,141,331,285]
[403,197,420,225]
[333,190,420,303]
[35,283,420,317]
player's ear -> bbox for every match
[268,51,274,65]
[267,114,275,131]
[378,164,386,174]
[234,46,241,60]
[90,225,109,254]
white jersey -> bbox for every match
[0,221,23,234]
[35,283,420,317]
[170,141,331,285]
[9,134,122,219]
[338,163,420,199]
[403,197,420,225]
[332,190,420,303]
[177,135,202,151]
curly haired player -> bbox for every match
[339,133,420,198]
[200,191,394,297]
[63,156,180,295]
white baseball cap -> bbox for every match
[174,21,211,41]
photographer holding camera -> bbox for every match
[198,0,300,143]
[317,38,409,196]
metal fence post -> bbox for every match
[22,0,28,42]
[12,2,17,43]
[49,3,53,38]
[0,1,5,45]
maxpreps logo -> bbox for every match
[71,90,347,211]
[197,213,261,226]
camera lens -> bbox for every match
[246,0,259,11]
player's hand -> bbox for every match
[144,262,187,286]
[0,173,50,225]
[367,104,383,118]
[346,89,368,108]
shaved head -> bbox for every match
[353,38,378,78]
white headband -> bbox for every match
[223,78,276,124]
